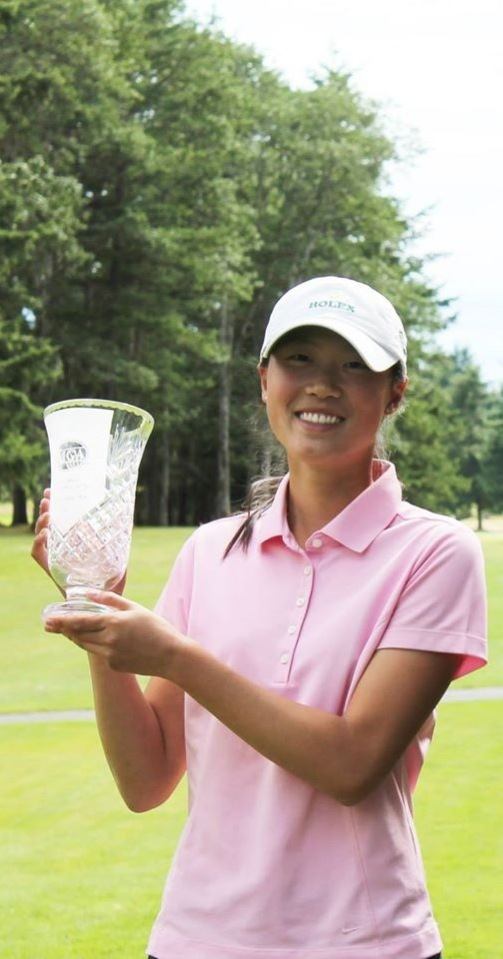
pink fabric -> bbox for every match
[147,460,487,959]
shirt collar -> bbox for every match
[256,460,402,553]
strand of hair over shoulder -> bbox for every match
[222,476,283,559]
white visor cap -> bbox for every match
[260,276,407,373]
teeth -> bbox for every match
[299,412,342,424]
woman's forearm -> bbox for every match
[169,638,353,803]
[88,654,183,812]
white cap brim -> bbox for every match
[260,315,402,372]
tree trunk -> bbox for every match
[11,485,28,525]
[215,297,234,518]
[158,431,170,526]
[476,501,484,532]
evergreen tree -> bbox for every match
[0,1,497,524]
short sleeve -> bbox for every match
[154,532,196,634]
[378,523,487,679]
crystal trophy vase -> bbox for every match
[42,398,154,619]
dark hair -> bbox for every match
[222,356,406,559]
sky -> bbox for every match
[185,0,502,386]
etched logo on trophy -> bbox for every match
[59,441,88,470]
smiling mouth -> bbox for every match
[295,412,345,425]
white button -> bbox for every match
[296,597,305,606]
[304,565,312,575]
[280,653,289,664]
[312,537,323,548]
[287,625,296,635]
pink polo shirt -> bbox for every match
[147,460,487,959]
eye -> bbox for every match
[344,360,369,370]
[285,352,311,363]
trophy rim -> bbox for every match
[43,398,154,428]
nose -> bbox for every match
[305,372,343,399]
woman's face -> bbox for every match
[258,327,407,470]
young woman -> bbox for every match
[33,276,487,959]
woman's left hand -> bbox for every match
[44,592,183,677]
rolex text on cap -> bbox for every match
[259,276,407,373]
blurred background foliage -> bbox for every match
[1,0,502,527]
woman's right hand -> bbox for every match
[32,488,67,597]
[31,489,127,596]
[31,488,52,578]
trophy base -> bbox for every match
[42,599,110,621]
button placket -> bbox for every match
[273,555,315,684]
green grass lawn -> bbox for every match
[0,521,501,955]
[414,701,503,959]
[1,720,184,959]
[0,525,193,712]
[1,700,501,958]
[0,519,501,713]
